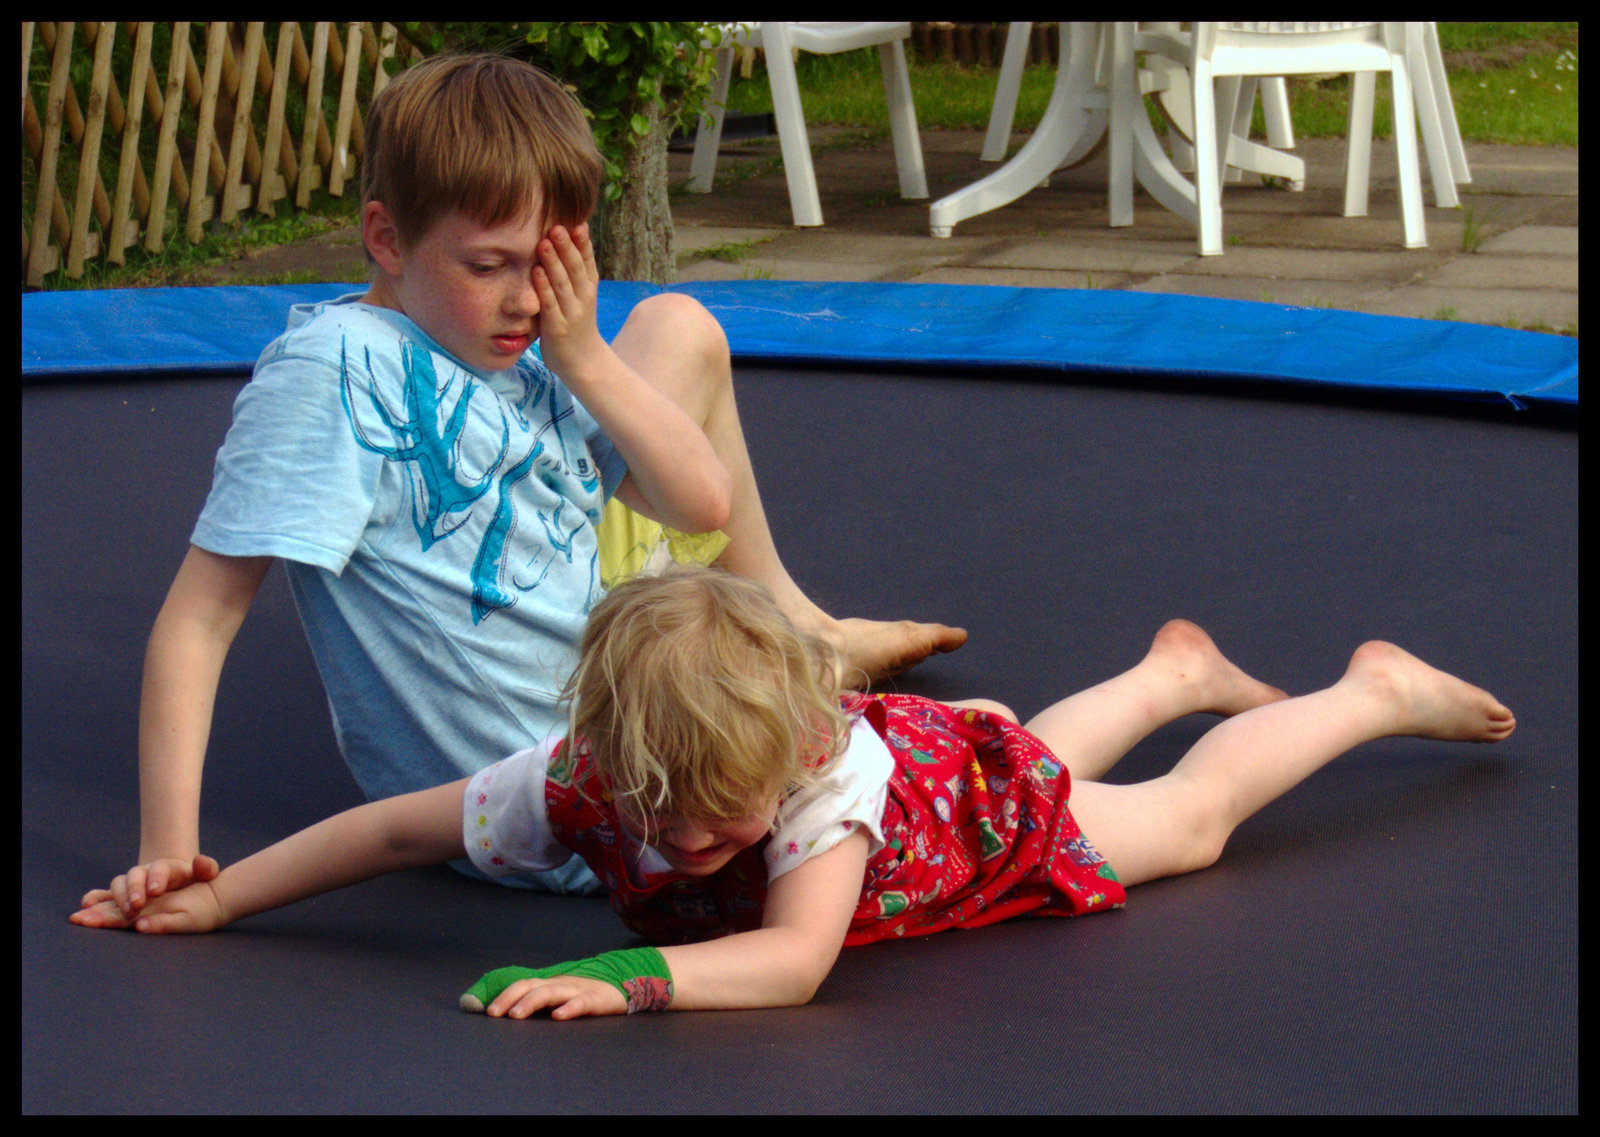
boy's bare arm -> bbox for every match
[72,779,472,933]
[79,546,271,918]
[533,224,732,535]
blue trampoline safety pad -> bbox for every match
[22,280,1577,410]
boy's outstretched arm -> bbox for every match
[77,546,271,920]
[72,778,471,933]
[472,829,870,1020]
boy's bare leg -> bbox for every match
[1023,619,1289,783]
[1065,641,1516,888]
[610,294,967,683]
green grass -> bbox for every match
[1283,24,1578,145]
[686,237,769,263]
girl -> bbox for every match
[72,566,1515,1020]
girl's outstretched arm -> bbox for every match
[475,830,870,1020]
[71,779,471,934]
[665,829,870,1010]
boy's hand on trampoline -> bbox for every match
[72,855,222,930]
[531,223,603,381]
[482,974,627,1022]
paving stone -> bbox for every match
[676,257,893,284]
[1361,285,1578,332]
[901,265,1140,290]
[1428,254,1579,291]
[1174,246,1448,283]
[1477,226,1579,256]
[967,238,1195,274]
[674,226,780,256]
[1130,274,1383,312]
[758,230,981,265]
[1247,211,1466,252]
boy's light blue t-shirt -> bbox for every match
[192,293,627,887]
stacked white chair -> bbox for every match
[1140,22,1430,255]
[1352,22,1471,207]
[688,22,928,227]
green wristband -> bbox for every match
[459,946,674,1015]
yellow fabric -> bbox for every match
[596,498,730,590]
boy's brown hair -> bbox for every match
[362,53,604,247]
[565,566,852,834]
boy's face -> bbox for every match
[363,200,554,374]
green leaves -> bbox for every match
[400,23,728,207]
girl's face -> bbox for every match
[628,797,779,877]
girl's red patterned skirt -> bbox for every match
[844,693,1126,946]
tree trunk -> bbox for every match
[592,102,675,284]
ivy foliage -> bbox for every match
[399,22,734,202]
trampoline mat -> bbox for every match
[22,365,1577,1113]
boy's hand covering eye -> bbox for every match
[530,224,603,375]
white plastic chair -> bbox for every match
[1140,22,1429,255]
[1152,22,1469,206]
[688,22,928,227]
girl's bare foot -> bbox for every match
[1146,619,1290,716]
[1343,641,1516,742]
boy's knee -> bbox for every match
[615,295,732,414]
[629,293,729,364]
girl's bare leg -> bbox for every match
[1066,641,1516,888]
[1023,619,1289,783]
[610,295,967,683]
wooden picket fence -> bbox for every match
[910,23,1059,67]
[21,22,425,287]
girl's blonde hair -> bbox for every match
[362,53,603,248]
[565,566,850,831]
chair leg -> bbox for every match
[1343,71,1376,218]
[1213,76,1242,191]
[1227,78,1254,182]
[686,48,735,194]
[1388,55,1427,248]
[1408,23,1460,207]
[1191,61,1224,255]
[982,22,1031,162]
[1108,22,1137,226]
[1153,73,1196,173]
[1131,85,1198,225]
[1409,53,1459,209]
[1261,76,1294,148]
[1423,22,1470,184]
[759,23,825,227]
[1226,136,1306,188]
[878,41,929,199]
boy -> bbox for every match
[82,53,964,916]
